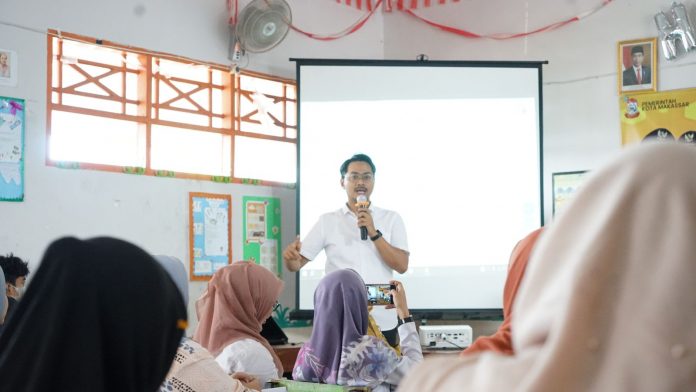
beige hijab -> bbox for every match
[193,261,284,376]
[399,143,696,392]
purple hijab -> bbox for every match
[293,269,399,386]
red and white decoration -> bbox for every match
[227,0,615,41]
[335,0,461,12]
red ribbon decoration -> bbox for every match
[227,0,238,25]
[341,0,461,11]
[316,0,613,40]
[404,0,614,40]
[227,0,613,42]
[290,0,383,41]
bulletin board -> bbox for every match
[189,192,232,281]
[0,96,24,201]
[242,196,282,277]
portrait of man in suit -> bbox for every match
[622,45,652,86]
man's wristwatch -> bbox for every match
[400,315,414,324]
[370,230,383,241]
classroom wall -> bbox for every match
[2,0,696,336]
[378,0,696,220]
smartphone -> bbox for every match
[365,283,396,306]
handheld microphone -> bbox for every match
[356,195,369,240]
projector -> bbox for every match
[418,325,473,350]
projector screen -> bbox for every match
[294,59,544,318]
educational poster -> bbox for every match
[242,196,282,277]
[620,88,696,145]
[552,171,589,217]
[0,97,24,201]
[189,192,232,281]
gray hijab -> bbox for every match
[154,255,188,304]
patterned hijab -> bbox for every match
[400,142,696,391]
[193,261,284,376]
[155,257,251,392]
[293,269,400,387]
[0,237,187,392]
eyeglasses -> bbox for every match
[345,173,374,182]
[273,301,281,311]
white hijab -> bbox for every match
[399,143,696,392]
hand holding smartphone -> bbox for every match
[386,280,410,319]
[365,283,396,306]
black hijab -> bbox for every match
[0,237,187,391]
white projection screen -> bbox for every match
[293,59,544,319]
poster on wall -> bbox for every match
[0,96,24,201]
[189,192,232,281]
[0,49,18,87]
[620,88,696,146]
[552,171,589,218]
[242,196,282,277]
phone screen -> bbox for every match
[365,284,395,306]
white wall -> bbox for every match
[2,0,696,335]
[378,0,696,219]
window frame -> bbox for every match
[46,30,297,186]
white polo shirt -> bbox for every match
[300,205,409,329]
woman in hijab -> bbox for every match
[193,261,284,384]
[399,142,696,391]
[0,237,187,392]
[155,255,261,392]
[460,227,544,356]
[293,269,422,391]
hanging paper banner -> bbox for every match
[405,0,613,40]
[620,88,696,146]
[320,0,613,40]
[0,96,24,202]
[243,196,282,277]
[335,0,459,11]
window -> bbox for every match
[47,31,297,184]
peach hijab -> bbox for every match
[399,143,696,391]
[193,261,284,376]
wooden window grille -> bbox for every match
[47,30,297,184]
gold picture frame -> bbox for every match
[618,38,657,94]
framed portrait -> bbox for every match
[617,38,657,94]
[552,170,589,217]
[0,49,18,87]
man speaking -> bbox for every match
[283,153,409,335]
